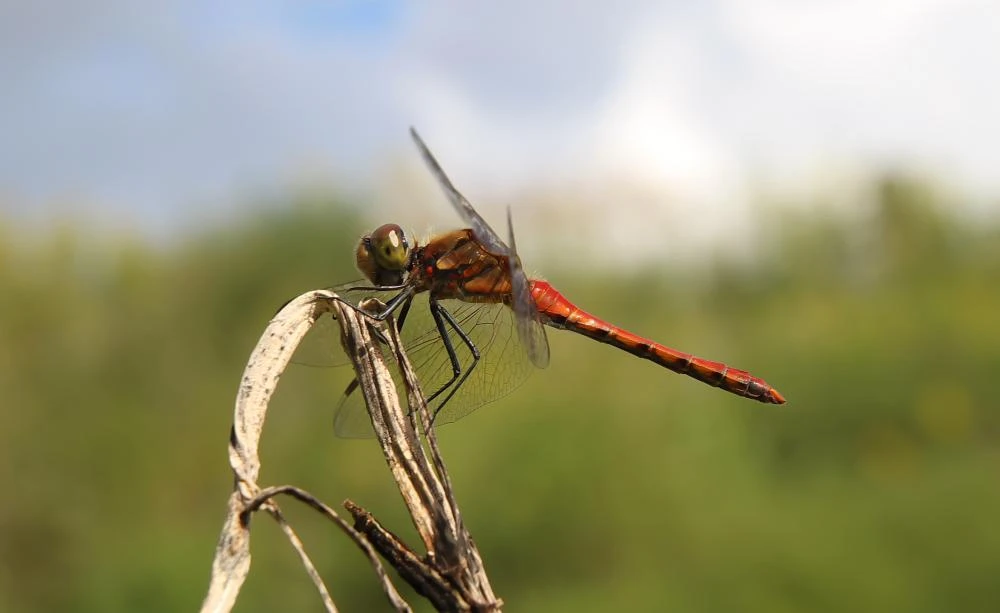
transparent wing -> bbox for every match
[291,281,402,368]
[409,127,549,367]
[297,131,548,437]
[507,207,550,368]
[409,127,509,255]
[332,293,536,438]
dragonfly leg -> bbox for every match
[340,282,412,293]
[349,287,414,322]
[367,294,414,347]
[330,294,414,428]
[421,300,464,407]
[357,294,416,360]
[286,285,414,322]
[395,294,414,330]
[425,300,481,426]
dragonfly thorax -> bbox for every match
[356,223,413,287]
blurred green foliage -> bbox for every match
[1,176,998,612]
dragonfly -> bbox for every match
[297,128,785,437]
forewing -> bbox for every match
[409,127,509,255]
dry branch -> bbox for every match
[200,290,501,612]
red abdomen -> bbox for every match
[529,281,785,404]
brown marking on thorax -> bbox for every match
[412,229,513,303]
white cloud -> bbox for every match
[2,0,998,249]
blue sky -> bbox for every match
[2,1,998,256]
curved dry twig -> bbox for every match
[245,486,410,613]
[335,300,501,610]
[201,291,409,613]
[201,289,501,612]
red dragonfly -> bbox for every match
[299,128,785,437]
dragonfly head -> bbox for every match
[356,223,411,286]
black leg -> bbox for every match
[332,292,414,428]
[312,284,415,324]
[277,282,410,316]
[362,287,415,322]
[396,294,414,331]
[423,299,465,407]
[341,282,411,293]
[426,301,481,426]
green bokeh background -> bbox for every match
[1,176,998,612]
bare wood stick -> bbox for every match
[201,291,411,613]
[346,500,465,612]
[332,297,502,611]
[201,289,500,612]
[386,316,497,605]
[245,486,411,613]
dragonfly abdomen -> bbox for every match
[530,281,785,404]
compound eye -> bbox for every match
[368,223,409,271]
